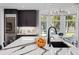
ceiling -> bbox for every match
[0,3,78,14]
[0,3,77,9]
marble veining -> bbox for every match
[41,48,49,55]
[55,48,62,55]
[0,36,78,55]
[20,48,38,55]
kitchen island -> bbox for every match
[0,36,79,55]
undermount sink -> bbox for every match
[51,42,69,48]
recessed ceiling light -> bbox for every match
[22,5,24,8]
[72,6,74,7]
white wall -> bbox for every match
[0,8,4,48]
[75,6,79,47]
[60,15,66,34]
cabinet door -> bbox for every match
[4,9,17,14]
[18,10,38,26]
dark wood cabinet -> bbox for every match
[4,9,17,14]
[4,9,38,46]
[17,10,38,26]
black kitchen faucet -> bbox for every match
[47,26,69,48]
[48,26,57,47]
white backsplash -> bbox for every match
[17,27,37,35]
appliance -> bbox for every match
[5,16,15,33]
[4,14,17,46]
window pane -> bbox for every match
[51,16,60,32]
[40,16,47,36]
[65,15,76,38]
[52,21,60,32]
[51,16,60,21]
[66,15,76,21]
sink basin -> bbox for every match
[51,42,69,48]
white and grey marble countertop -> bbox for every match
[0,36,79,55]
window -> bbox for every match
[65,15,76,38]
[40,15,60,36]
[51,16,60,32]
[40,16,47,36]
[40,14,76,39]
